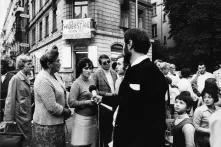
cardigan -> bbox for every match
[33,70,66,125]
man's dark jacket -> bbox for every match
[0,70,17,121]
[103,58,168,147]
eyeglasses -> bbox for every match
[102,60,110,66]
[83,66,93,70]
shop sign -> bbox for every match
[19,43,29,47]
[20,14,29,18]
[62,18,92,39]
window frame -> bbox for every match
[52,7,57,32]
[152,24,157,38]
[45,15,49,38]
[152,3,157,17]
[32,27,36,46]
[39,21,43,41]
[72,1,88,19]
[32,0,36,18]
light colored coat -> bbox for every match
[33,70,66,125]
[4,71,32,139]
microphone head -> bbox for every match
[89,85,97,92]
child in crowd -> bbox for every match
[172,91,195,147]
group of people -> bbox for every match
[2,27,221,147]
[0,28,168,147]
[158,60,221,147]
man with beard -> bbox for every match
[93,28,168,147]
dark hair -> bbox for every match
[112,62,117,70]
[198,61,206,66]
[181,68,191,78]
[77,57,94,77]
[98,54,110,65]
[1,59,9,74]
[40,45,59,69]
[175,91,193,110]
[201,78,219,103]
[124,28,151,54]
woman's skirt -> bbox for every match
[71,113,97,146]
[32,122,65,147]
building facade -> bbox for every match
[27,0,152,85]
[151,0,175,48]
[1,0,29,59]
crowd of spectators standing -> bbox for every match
[158,59,221,147]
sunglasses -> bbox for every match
[83,66,93,70]
[102,60,110,66]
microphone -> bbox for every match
[89,85,113,111]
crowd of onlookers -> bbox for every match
[1,28,221,147]
[156,59,221,147]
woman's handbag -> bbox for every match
[0,122,24,147]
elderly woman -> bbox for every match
[68,57,97,147]
[3,54,33,146]
[32,46,71,147]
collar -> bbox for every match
[102,68,110,74]
[17,71,30,84]
[42,70,66,91]
[200,104,219,113]
[131,55,148,67]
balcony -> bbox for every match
[62,18,96,40]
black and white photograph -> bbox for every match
[0,0,221,147]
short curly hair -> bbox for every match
[16,55,32,70]
[175,91,193,110]
[77,57,94,76]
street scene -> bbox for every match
[1,0,221,147]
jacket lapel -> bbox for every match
[101,70,111,88]
[17,71,30,86]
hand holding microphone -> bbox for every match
[89,85,113,111]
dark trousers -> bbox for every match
[99,116,113,147]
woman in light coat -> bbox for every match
[4,55,33,146]
[32,46,71,147]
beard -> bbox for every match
[123,45,131,67]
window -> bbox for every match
[40,0,43,9]
[39,21,42,41]
[73,1,88,19]
[152,3,157,16]
[32,27,36,45]
[52,8,57,32]
[138,9,145,29]
[163,13,166,22]
[32,0,36,17]
[45,15,49,37]
[152,24,157,38]
[164,36,167,45]
[120,10,129,28]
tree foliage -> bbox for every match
[164,0,221,71]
